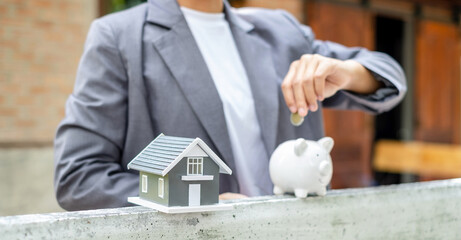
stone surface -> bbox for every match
[1,179,460,239]
[0,147,63,216]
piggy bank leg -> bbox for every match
[316,187,327,196]
[294,189,308,198]
[273,185,284,195]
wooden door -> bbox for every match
[306,2,375,188]
[414,20,460,144]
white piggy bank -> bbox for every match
[269,137,334,198]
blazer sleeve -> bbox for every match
[280,10,407,114]
[54,19,138,211]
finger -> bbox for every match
[219,192,248,200]
[315,59,338,99]
[293,56,310,117]
[281,61,299,113]
[302,55,319,112]
[313,60,333,101]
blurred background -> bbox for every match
[1,0,460,216]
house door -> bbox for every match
[188,184,200,206]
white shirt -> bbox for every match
[181,7,272,196]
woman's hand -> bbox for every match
[219,192,248,200]
[282,54,381,117]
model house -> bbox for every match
[127,133,232,213]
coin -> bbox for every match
[290,112,304,126]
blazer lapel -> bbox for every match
[224,4,280,155]
[145,0,280,171]
[147,0,236,171]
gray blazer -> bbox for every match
[54,0,406,210]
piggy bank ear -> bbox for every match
[318,137,334,153]
[294,138,308,156]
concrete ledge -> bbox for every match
[1,179,461,239]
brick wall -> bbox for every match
[0,0,97,145]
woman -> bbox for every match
[54,0,406,210]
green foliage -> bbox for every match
[110,0,147,12]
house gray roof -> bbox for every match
[127,133,232,176]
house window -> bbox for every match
[141,175,148,193]
[158,178,164,198]
[187,157,203,175]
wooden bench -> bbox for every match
[373,140,461,178]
